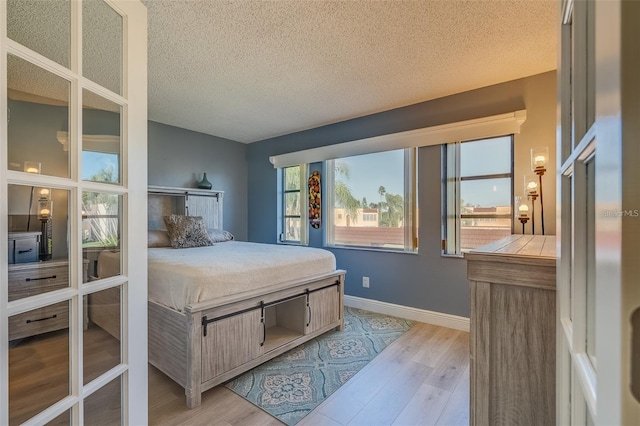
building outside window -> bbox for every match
[326,149,417,252]
[443,135,513,255]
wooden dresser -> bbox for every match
[8,259,89,341]
[465,235,556,426]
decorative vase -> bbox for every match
[197,172,212,189]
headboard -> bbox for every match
[148,186,224,230]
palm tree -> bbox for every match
[333,162,360,225]
[385,193,404,227]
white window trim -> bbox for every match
[269,110,526,169]
[278,164,308,245]
[442,137,514,257]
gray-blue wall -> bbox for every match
[246,71,556,318]
[148,121,248,241]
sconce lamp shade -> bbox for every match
[38,187,51,200]
[38,199,52,220]
[516,195,529,217]
[530,146,549,172]
[524,175,538,196]
[24,161,41,174]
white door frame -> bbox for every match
[0,1,148,424]
[557,0,640,424]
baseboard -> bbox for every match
[343,295,470,332]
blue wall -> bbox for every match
[148,121,248,241]
[246,71,556,318]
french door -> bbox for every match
[0,1,148,424]
[557,0,640,424]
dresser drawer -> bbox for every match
[9,301,69,341]
[8,263,69,302]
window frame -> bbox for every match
[442,135,514,257]
[279,164,309,245]
[325,148,417,253]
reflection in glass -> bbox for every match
[460,136,512,177]
[84,375,122,425]
[7,55,70,178]
[82,90,122,184]
[7,0,70,68]
[83,0,122,94]
[8,185,71,300]
[586,159,596,362]
[9,302,70,425]
[46,409,71,426]
[85,286,121,384]
[82,192,121,281]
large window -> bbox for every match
[443,136,513,255]
[280,164,308,244]
[326,149,417,252]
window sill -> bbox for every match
[325,245,419,255]
[441,253,465,259]
[278,241,308,247]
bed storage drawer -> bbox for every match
[8,261,69,302]
[201,309,263,381]
[306,284,340,334]
[9,301,69,341]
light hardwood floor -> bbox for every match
[149,321,470,426]
[8,320,468,425]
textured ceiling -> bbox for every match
[144,0,557,143]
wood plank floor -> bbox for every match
[150,321,470,426]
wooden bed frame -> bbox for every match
[142,186,346,408]
[148,270,345,408]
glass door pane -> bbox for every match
[82,91,122,184]
[9,301,71,425]
[82,0,122,94]
[7,55,70,178]
[7,0,70,68]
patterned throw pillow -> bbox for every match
[163,215,213,248]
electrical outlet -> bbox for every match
[362,276,370,288]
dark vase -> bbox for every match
[197,172,212,189]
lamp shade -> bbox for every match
[530,146,549,171]
[524,175,538,196]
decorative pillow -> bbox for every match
[163,215,213,248]
[147,229,171,248]
[207,228,234,243]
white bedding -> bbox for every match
[147,241,337,312]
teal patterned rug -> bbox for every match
[225,307,414,425]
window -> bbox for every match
[280,164,308,244]
[326,149,417,251]
[443,136,513,255]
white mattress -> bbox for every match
[148,241,337,312]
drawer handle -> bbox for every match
[26,275,57,282]
[26,314,57,323]
[18,248,33,254]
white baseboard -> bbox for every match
[343,295,470,332]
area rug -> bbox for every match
[225,307,414,425]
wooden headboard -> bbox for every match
[148,185,224,230]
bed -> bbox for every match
[93,186,345,408]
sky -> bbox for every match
[335,136,514,209]
[336,150,405,206]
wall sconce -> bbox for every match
[24,161,41,174]
[516,196,530,234]
[37,189,52,261]
[530,146,548,235]
[524,174,539,234]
